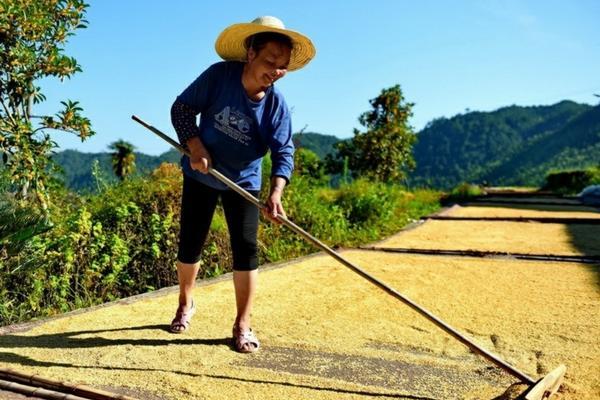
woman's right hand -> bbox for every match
[187,137,212,174]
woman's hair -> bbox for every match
[245,32,293,55]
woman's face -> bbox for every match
[246,41,291,89]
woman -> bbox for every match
[169,16,315,353]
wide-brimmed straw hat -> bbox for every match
[215,16,315,71]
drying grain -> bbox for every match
[1,201,598,399]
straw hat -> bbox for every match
[215,16,315,71]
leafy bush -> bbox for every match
[543,166,600,194]
[335,179,397,226]
[293,148,328,184]
[258,175,346,261]
[259,176,441,261]
[442,182,485,203]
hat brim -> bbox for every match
[215,23,316,71]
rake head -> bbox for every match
[524,365,567,400]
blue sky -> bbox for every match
[37,0,600,155]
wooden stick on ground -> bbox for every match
[0,367,139,400]
[0,377,91,400]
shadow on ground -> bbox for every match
[0,324,514,399]
[0,352,438,399]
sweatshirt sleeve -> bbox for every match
[269,103,295,183]
[171,100,201,146]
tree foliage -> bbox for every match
[328,85,416,183]
[293,147,327,183]
[109,140,136,181]
[0,0,93,210]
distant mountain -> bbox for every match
[410,101,600,188]
[52,149,180,192]
[292,132,340,159]
[53,133,341,192]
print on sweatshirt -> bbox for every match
[214,106,252,146]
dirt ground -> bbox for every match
[0,197,598,399]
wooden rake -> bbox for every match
[132,115,566,400]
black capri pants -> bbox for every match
[177,174,260,271]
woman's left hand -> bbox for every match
[263,187,286,224]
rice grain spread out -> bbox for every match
[0,202,598,399]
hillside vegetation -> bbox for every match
[53,132,338,192]
[293,132,340,159]
[411,101,599,188]
[51,149,181,191]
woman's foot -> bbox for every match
[170,300,196,333]
[232,325,260,353]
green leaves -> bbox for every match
[0,0,93,211]
[0,191,53,256]
[41,100,93,139]
[293,147,327,183]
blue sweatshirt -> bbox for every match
[173,61,294,191]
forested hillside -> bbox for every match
[410,101,599,188]
[52,149,180,191]
[54,133,341,191]
[292,132,340,159]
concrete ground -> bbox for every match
[0,195,598,399]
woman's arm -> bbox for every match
[171,100,212,173]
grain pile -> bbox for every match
[478,197,582,205]
[0,199,598,399]
[447,205,600,219]
[378,220,600,256]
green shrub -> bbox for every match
[335,179,397,226]
[442,182,485,203]
[543,166,600,194]
[0,163,185,324]
[258,176,441,261]
[258,175,347,261]
[294,148,328,184]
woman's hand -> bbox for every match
[187,137,211,174]
[263,177,287,223]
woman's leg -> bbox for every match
[232,269,258,331]
[222,189,260,336]
[172,175,219,332]
[176,261,201,312]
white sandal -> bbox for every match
[232,325,260,353]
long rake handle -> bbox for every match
[131,114,536,385]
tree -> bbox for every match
[329,85,416,183]
[294,148,326,182]
[109,140,136,181]
[0,0,93,211]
